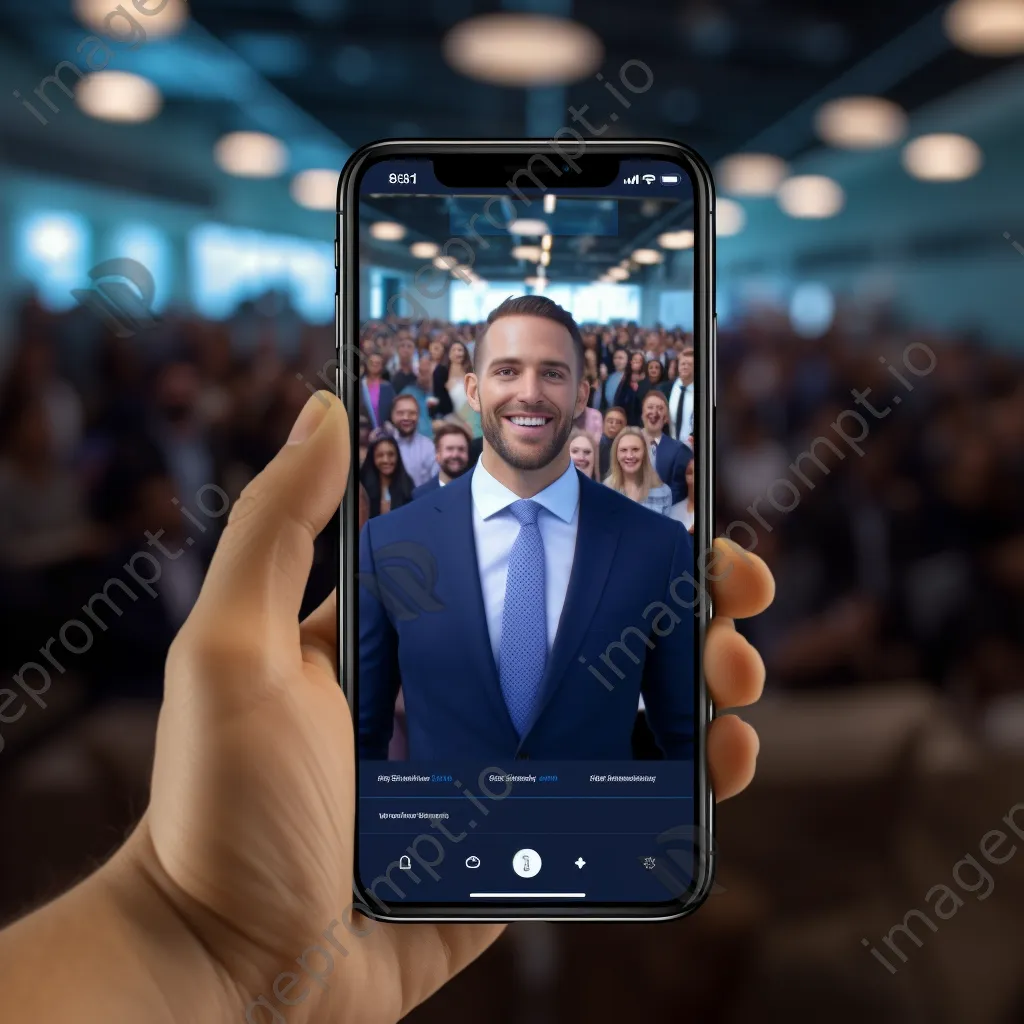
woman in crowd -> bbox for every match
[357,411,372,467]
[359,433,414,518]
[661,357,679,396]
[605,426,672,515]
[645,358,666,394]
[668,456,696,532]
[433,339,480,437]
[567,427,599,481]
[583,349,603,409]
[613,349,649,425]
[360,349,395,429]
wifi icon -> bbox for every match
[642,174,656,184]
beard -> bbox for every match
[482,403,573,472]
[441,457,469,479]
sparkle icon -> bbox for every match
[575,857,586,869]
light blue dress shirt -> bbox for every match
[470,459,580,669]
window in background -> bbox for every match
[189,223,334,323]
[15,211,91,311]
[369,267,384,319]
[106,222,170,312]
[658,290,694,331]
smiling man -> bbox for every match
[358,295,697,762]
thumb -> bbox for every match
[190,391,349,644]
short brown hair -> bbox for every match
[433,421,471,450]
[474,294,584,377]
[642,389,670,414]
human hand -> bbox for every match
[97,391,772,1024]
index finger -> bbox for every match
[705,538,774,620]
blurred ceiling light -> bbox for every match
[451,264,473,282]
[410,241,439,259]
[75,71,162,123]
[777,175,844,218]
[716,153,787,196]
[27,216,78,261]
[433,254,459,270]
[525,275,546,288]
[944,0,1024,55]
[657,229,694,249]
[716,198,747,234]
[901,133,983,181]
[543,194,557,214]
[508,218,549,235]
[814,96,908,149]
[290,168,338,210]
[540,250,551,266]
[471,276,487,289]
[443,13,603,86]
[369,221,406,241]
[214,131,288,178]
[541,234,553,251]
[631,248,663,264]
[74,0,188,37]
[607,266,629,281]
[511,244,542,261]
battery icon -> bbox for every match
[661,174,681,185]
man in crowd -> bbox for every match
[397,356,436,438]
[603,347,628,408]
[667,342,695,441]
[389,336,419,393]
[385,394,436,487]
[412,422,471,499]
[359,294,695,761]
[641,390,691,505]
[598,405,627,480]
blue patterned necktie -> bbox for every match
[499,499,547,736]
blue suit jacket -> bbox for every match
[411,475,441,501]
[358,470,696,761]
[653,435,693,505]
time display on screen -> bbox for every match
[388,172,416,184]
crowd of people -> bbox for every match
[0,288,1020,758]
[355,315,699,532]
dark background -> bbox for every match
[0,1,1022,1021]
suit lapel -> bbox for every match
[523,475,622,734]
[434,479,516,735]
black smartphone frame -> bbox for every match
[336,138,716,922]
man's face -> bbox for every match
[467,315,585,472]
[391,398,419,437]
[604,410,626,439]
[367,353,384,377]
[612,349,628,372]
[437,433,469,478]
[398,339,415,365]
[679,347,694,384]
[643,395,667,433]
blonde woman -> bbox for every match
[567,427,599,481]
[605,426,672,515]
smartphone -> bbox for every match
[336,139,715,921]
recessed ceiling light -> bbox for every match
[814,96,908,149]
[902,133,983,181]
[716,154,788,196]
[214,131,288,178]
[632,248,663,264]
[657,230,694,249]
[511,244,542,261]
[409,241,439,259]
[541,234,553,251]
[74,0,188,37]
[433,255,458,270]
[443,13,603,86]
[944,0,1024,55]
[607,266,629,280]
[75,71,162,123]
[508,218,550,236]
[543,194,557,214]
[290,169,338,210]
[716,198,747,235]
[369,221,405,241]
[777,175,845,218]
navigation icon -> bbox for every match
[513,849,542,878]
[575,857,586,869]
[465,855,481,869]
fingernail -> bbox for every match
[287,392,331,445]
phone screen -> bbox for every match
[348,151,707,915]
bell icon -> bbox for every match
[399,855,412,870]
